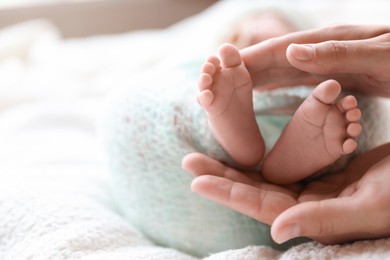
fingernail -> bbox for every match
[290,44,314,61]
[274,224,301,244]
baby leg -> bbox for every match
[263,80,362,184]
[197,44,265,167]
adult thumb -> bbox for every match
[286,40,377,75]
[270,197,369,244]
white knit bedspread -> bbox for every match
[0,0,389,259]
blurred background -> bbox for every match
[0,0,218,37]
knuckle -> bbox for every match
[325,41,348,59]
[315,41,348,73]
[316,201,335,236]
[317,218,335,237]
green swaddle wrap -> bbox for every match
[102,58,386,257]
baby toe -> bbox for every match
[198,90,214,107]
[218,43,242,68]
[206,55,221,70]
[347,123,362,137]
[198,73,213,91]
[346,108,361,122]
[342,138,358,154]
[338,95,358,112]
[201,62,216,75]
[312,80,341,105]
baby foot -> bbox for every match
[198,43,264,167]
[262,80,362,184]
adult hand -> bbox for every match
[182,143,390,244]
[240,24,390,97]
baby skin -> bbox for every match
[197,43,362,185]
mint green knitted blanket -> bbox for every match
[103,59,384,257]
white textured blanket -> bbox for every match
[0,0,389,259]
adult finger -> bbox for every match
[286,35,390,96]
[286,36,390,75]
[271,144,390,244]
[182,152,301,191]
[282,24,390,43]
[182,152,261,185]
[270,198,362,244]
[241,25,390,89]
[271,189,390,244]
[191,175,297,225]
[242,24,390,72]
